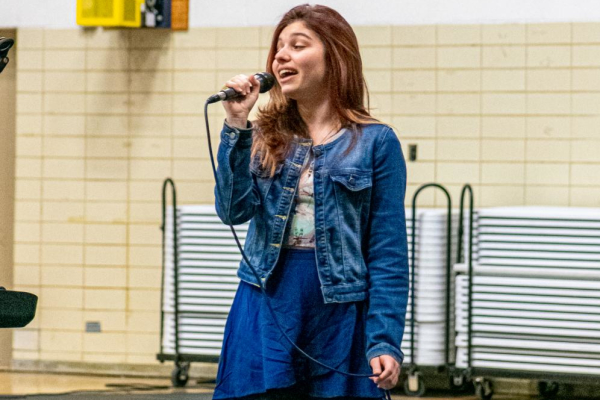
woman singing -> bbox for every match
[213,4,409,399]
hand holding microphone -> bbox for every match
[208,72,275,129]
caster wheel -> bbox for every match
[539,381,559,399]
[449,373,472,393]
[475,379,493,400]
[171,362,190,387]
[403,373,425,397]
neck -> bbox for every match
[296,96,340,143]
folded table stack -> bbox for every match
[162,205,246,357]
[454,207,600,375]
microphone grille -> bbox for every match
[256,72,276,94]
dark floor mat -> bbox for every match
[0,394,214,400]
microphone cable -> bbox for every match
[203,100,393,400]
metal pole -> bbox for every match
[160,178,178,357]
[410,183,452,372]
[458,184,474,370]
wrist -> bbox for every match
[226,116,248,129]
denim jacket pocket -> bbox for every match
[328,170,373,282]
[330,170,373,192]
[329,170,373,210]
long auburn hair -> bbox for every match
[252,4,381,177]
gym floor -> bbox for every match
[0,371,533,400]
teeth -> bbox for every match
[280,69,297,77]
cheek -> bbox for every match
[312,53,327,79]
[301,56,325,79]
[308,61,326,84]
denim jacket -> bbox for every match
[214,121,409,364]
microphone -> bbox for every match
[206,72,275,104]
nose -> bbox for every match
[274,46,291,63]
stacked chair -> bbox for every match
[403,208,459,396]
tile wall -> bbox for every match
[12,22,600,369]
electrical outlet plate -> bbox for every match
[86,321,102,333]
[408,144,418,161]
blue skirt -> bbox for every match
[213,248,384,399]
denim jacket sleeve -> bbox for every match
[364,126,410,366]
[214,120,261,226]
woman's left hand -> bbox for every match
[369,355,401,390]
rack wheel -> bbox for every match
[538,381,559,399]
[475,379,493,400]
[403,372,425,397]
[171,362,190,387]
[449,373,472,392]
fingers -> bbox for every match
[221,73,260,121]
[370,355,400,390]
[369,357,382,385]
[377,358,393,382]
[224,74,256,96]
[249,74,261,93]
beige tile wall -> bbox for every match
[0,28,17,367]
[13,22,600,368]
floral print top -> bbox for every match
[285,128,346,248]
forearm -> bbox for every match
[364,127,410,365]
[366,256,409,365]
[214,120,260,225]
[365,222,409,365]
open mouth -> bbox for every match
[279,69,298,80]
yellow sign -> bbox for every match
[76,0,143,27]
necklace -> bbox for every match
[301,126,339,175]
[313,125,340,147]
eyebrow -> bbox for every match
[277,32,312,43]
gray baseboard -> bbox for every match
[10,359,218,380]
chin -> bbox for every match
[281,87,299,100]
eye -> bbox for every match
[293,45,305,50]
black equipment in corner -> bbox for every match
[0,37,15,74]
[0,287,38,328]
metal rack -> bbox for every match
[453,199,600,400]
[403,183,460,396]
[449,183,478,396]
[157,178,191,387]
[157,179,249,387]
